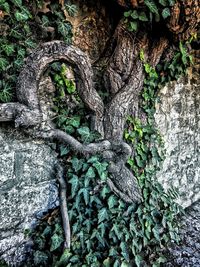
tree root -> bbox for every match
[55,163,71,249]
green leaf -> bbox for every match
[103,258,111,267]
[101,186,110,199]
[124,10,132,17]
[85,166,96,178]
[69,116,80,128]
[109,247,118,257]
[50,233,64,251]
[121,261,129,267]
[120,242,129,262]
[11,0,22,6]
[77,126,91,143]
[55,249,72,267]
[129,21,138,32]
[68,174,79,197]
[152,227,160,241]
[144,0,159,14]
[113,260,120,267]
[96,231,105,246]
[57,21,72,37]
[15,11,29,21]
[70,255,79,263]
[60,145,70,156]
[98,208,109,223]
[135,254,142,267]
[139,11,148,21]
[1,2,10,13]
[33,251,48,266]
[159,0,167,6]
[162,8,171,19]
[71,157,83,172]
[0,57,9,70]
[168,0,175,6]
[131,10,138,19]
[93,161,108,180]
[2,44,15,56]
[87,156,99,163]
[65,4,78,16]
[108,195,118,209]
[79,188,90,205]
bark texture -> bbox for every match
[0,29,169,247]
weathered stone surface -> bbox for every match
[0,124,59,266]
[155,77,200,208]
[164,200,200,267]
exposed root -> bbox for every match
[55,163,71,249]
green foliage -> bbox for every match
[124,0,175,31]
[0,0,75,103]
[27,53,187,266]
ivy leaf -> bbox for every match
[15,11,29,21]
[162,8,171,19]
[79,188,89,205]
[108,195,118,209]
[139,11,148,21]
[159,0,167,6]
[152,227,160,241]
[113,260,120,267]
[33,251,48,266]
[168,0,175,6]
[57,21,72,37]
[71,157,83,172]
[77,126,91,143]
[60,145,70,156]
[129,21,138,32]
[120,242,129,262]
[135,254,143,267]
[103,258,111,267]
[93,161,108,180]
[87,156,99,163]
[65,4,78,16]
[68,174,79,197]
[0,58,9,70]
[69,116,80,128]
[131,10,138,19]
[144,0,159,14]
[98,208,109,223]
[121,262,129,267]
[85,166,96,178]
[101,186,110,199]
[50,233,64,251]
[96,232,105,246]
[2,44,15,56]
[12,0,22,6]
[124,10,132,17]
[1,2,10,13]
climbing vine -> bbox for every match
[24,41,191,266]
[0,1,198,267]
[0,0,73,102]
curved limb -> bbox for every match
[17,41,105,135]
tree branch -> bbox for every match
[148,37,169,68]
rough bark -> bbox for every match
[0,27,169,247]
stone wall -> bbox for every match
[155,74,200,208]
[0,125,59,266]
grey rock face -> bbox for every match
[155,78,200,208]
[164,200,200,267]
[0,125,59,266]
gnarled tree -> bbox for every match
[0,0,199,249]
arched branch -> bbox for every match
[0,41,104,134]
